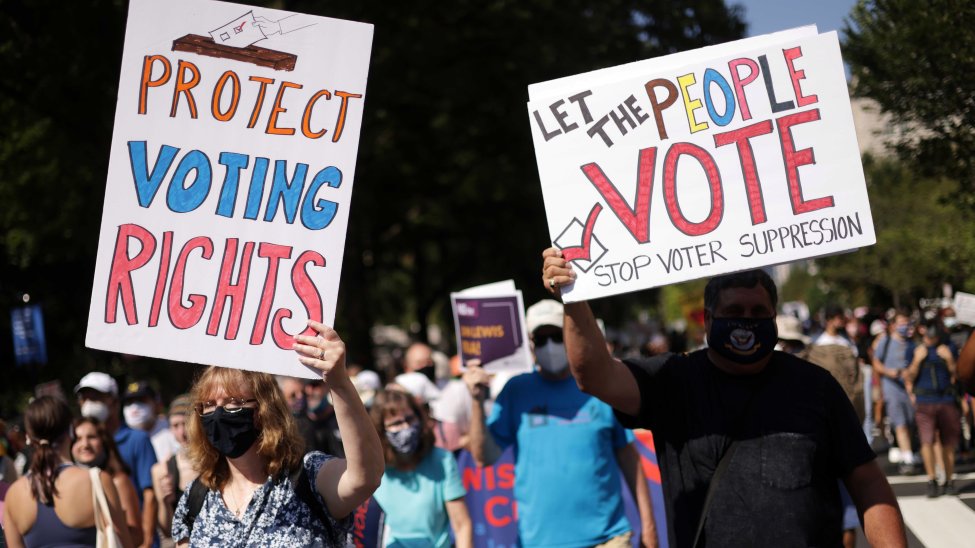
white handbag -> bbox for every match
[89,467,123,548]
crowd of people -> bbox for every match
[1,252,974,546]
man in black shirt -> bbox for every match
[541,247,906,548]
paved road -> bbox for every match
[854,453,975,547]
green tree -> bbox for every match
[844,0,975,208]
[0,0,745,405]
[816,156,975,308]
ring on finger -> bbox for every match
[318,348,325,360]
[550,278,558,289]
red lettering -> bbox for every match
[270,250,325,349]
[168,237,213,329]
[206,239,255,339]
[728,58,759,121]
[250,243,292,345]
[105,224,157,325]
[713,120,774,225]
[485,496,513,528]
[497,463,515,490]
[783,47,818,107]
[148,231,173,327]
[580,147,656,244]
[662,143,723,236]
[777,109,832,214]
[462,466,482,491]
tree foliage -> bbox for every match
[815,156,975,308]
[0,0,745,403]
[844,0,975,208]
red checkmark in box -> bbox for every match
[560,203,602,263]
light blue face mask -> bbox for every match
[535,341,569,375]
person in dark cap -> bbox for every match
[123,381,180,463]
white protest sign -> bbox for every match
[451,281,533,375]
[528,30,874,303]
[86,0,373,378]
[528,26,817,101]
[953,292,975,327]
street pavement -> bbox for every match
[854,448,975,547]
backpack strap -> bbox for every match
[182,479,208,536]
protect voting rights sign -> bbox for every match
[451,281,533,375]
[86,0,373,378]
[528,27,875,303]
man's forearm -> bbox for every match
[468,397,500,467]
[564,301,613,391]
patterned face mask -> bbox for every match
[386,423,421,455]
[708,317,777,364]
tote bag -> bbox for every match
[89,467,123,548]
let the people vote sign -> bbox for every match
[528,27,875,302]
[86,0,373,378]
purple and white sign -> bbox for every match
[451,281,533,375]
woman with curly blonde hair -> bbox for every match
[171,322,384,546]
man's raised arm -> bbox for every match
[542,247,641,415]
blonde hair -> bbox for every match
[186,367,304,490]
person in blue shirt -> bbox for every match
[465,299,657,548]
[76,371,158,548]
[370,388,472,547]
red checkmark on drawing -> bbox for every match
[561,203,603,262]
[234,21,247,32]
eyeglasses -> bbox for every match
[533,332,563,345]
[193,398,258,417]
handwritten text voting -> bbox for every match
[529,31,874,302]
[86,0,373,377]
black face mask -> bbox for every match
[708,317,777,364]
[201,407,258,458]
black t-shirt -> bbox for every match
[617,350,874,548]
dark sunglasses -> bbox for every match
[533,332,564,345]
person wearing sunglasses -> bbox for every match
[464,300,658,548]
[170,321,384,547]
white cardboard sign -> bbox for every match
[528,29,874,302]
[953,292,975,327]
[450,281,534,375]
[86,0,373,378]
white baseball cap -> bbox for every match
[74,372,118,396]
[526,299,564,334]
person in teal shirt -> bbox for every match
[465,299,658,547]
[371,389,472,547]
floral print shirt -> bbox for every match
[172,452,350,547]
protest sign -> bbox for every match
[528,29,874,303]
[450,281,533,375]
[86,0,373,378]
[953,292,975,327]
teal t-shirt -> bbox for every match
[488,371,633,547]
[373,446,466,547]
